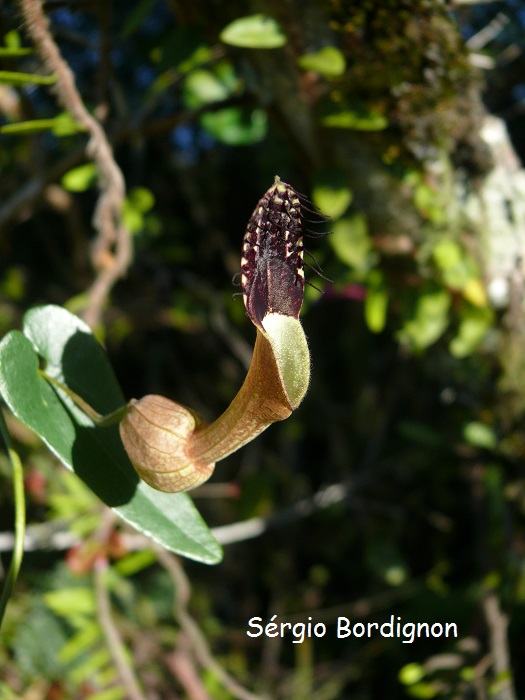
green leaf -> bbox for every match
[365,272,388,333]
[399,663,425,686]
[62,164,98,192]
[297,47,346,77]
[463,421,497,449]
[184,69,232,107]
[329,214,372,271]
[312,182,352,219]
[201,107,267,146]
[44,588,96,617]
[0,48,33,57]
[449,305,493,358]
[0,70,56,86]
[0,113,84,137]
[220,14,287,49]
[4,30,22,49]
[122,187,156,234]
[432,239,477,291]
[322,100,388,130]
[398,289,451,351]
[0,305,222,564]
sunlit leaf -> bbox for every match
[0,47,33,57]
[463,421,497,449]
[432,239,476,289]
[123,187,156,234]
[449,305,493,358]
[220,14,287,49]
[329,214,373,271]
[298,46,346,77]
[201,107,267,145]
[184,68,232,107]
[398,289,450,351]
[312,183,352,219]
[44,588,96,617]
[0,70,56,86]
[0,113,83,136]
[462,278,487,307]
[365,272,388,333]
[322,101,388,130]
[62,164,98,192]
[4,30,22,49]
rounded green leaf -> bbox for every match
[399,663,425,686]
[220,14,287,49]
[330,214,372,270]
[398,289,451,351]
[298,46,346,77]
[0,305,222,564]
[201,107,267,145]
[365,284,388,333]
[463,421,497,449]
[449,305,493,358]
[62,164,98,192]
[312,183,352,219]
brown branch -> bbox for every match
[482,589,517,700]
[0,146,86,230]
[166,640,211,700]
[154,547,266,700]
[94,558,148,700]
[18,0,132,328]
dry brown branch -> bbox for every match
[154,547,267,700]
[18,0,132,328]
[94,558,147,700]
[482,589,517,700]
[0,146,86,230]
[167,640,211,700]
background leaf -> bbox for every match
[0,70,55,86]
[297,47,346,77]
[220,14,287,49]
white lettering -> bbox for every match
[314,623,326,638]
[337,617,351,638]
[247,617,263,637]
[445,622,457,638]
[265,615,279,637]
[431,623,443,638]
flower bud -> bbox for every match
[119,394,214,492]
[241,176,305,330]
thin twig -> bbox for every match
[0,411,26,630]
[18,0,132,328]
[155,547,267,700]
[0,146,85,230]
[166,640,211,700]
[0,481,357,552]
[482,589,517,700]
[94,557,147,700]
[211,482,351,545]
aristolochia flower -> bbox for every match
[119,177,326,492]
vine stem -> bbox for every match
[0,410,26,630]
